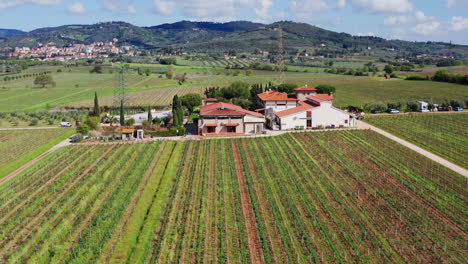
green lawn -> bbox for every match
[365,113,468,169]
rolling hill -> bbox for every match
[0,21,467,57]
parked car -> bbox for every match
[371,109,380,114]
[386,109,400,114]
[60,121,72,127]
[454,106,463,111]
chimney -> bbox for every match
[329,92,334,97]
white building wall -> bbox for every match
[277,102,355,130]
[310,102,354,128]
[265,101,298,112]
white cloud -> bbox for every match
[127,5,136,14]
[289,0,329,13]
[0,0,61,9]
[446,0,468,8]
[102,0,136,14]
[384,15,411,25]
[384,11,435,26]
[357,32,374,36]
[337,0,346,8]
[67,2,85,14]
[153,0,273,22]
[350,0,412,14]
[450,16,468,31]
[412,21,441,35]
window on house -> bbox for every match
[207,126,215,133]
[345,120,348,124]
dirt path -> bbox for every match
[231,141,264,264]
[0,127,61,131]
[0,137,71,187]
[358,121,468,177]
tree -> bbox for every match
[221,81,250,99]
[384,64,394,74]
[275,83,297,94]
[172,95,183,126]
[34,75,55,88]
[84,116,100,130]
[76,124,89,135]
[180,93,202,114]
[93,92,100,117]
[145,68,152,76]
[315,84,336,94]
[166,71,174,79]
[90,65,103,74]
[125,118,135,126]
[120,101,125,126]
[147,106,153,125]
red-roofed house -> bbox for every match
[294,85,317,101]
[198,102,265,135]
[274,91,356,130]
[256,90,299,113]
[256,85,356,130]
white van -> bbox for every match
[60,122,72,127]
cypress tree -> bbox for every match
[147,105,152,125]
[120,100,125,126]
[172,95,181,126]
[93,91,100,117]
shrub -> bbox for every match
[76,124,89,135]
[406,74,427,81]
[29,118,38,126]
[125,118,135,126]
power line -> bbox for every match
[276,25,285,85]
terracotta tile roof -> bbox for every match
[200,102,263,117]
[294,86,317,91]
[306,94,334,103]
[200,102,242,113]
[205,123,217,127]
[257,90,298,101]
[275,101,317,118]
[225,123,239,126]
[121,128,135,133]
[201,109,246,116]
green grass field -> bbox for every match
[0,128,74,179]
[0,131,464,263]
[1,64,466,112]
[365,113,468,169]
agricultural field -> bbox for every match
[0,130,465,263]
[365,113,468,169]
[0,128,73,179]
[1,64,467,112]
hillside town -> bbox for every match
[3,39,138,61]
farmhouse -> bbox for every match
[258,85,356,130]
[198,99,264,135]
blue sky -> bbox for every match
[1,0,468,44]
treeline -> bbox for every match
[2,71,52,82]
[204,81,337,111]
[406,70,468,85]
[363,99,466,112]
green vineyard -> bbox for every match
[365,113,468,169]
[0,130,465,263]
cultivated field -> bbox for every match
[0,130,464,263]
[365,113,468,169]
[0,128,73,179]
[1,65,467,112]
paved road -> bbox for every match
[358,121,468,177]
